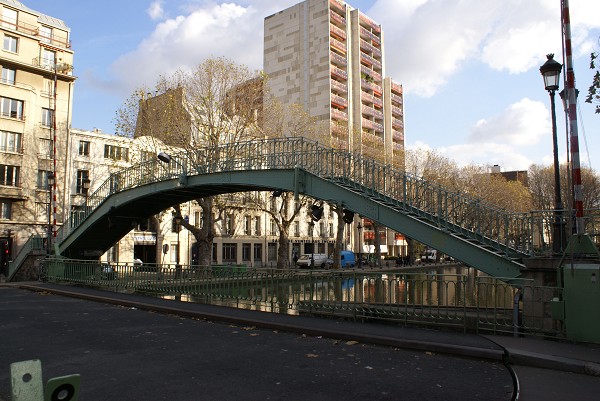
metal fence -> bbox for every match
[42,259,564,338]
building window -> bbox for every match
[39,26,52,44]
[0,130,21,152]
[170,242,179,263]
[36,202,48,222]
[0,199,12,219]
[42,78,54,97]
[0,96,23,119]
[269,218,277,236]
[253,243,262,261]
[244,215,251,235]
[329,223,334,238]
[193,211,200,228]
[41,108,53,127]
[76,170,89,194]
[242,243,251,261]
[294,221,300,237]
[140,151,154,162]
[39,138,52,158]
[224,214,233,235]
[41,48,55,68]
[3,35,17,52]
[2,8,17,29]
[104,144,129,161]
[222,243,237,262]
[1,67,15,85]
[78,141,90,156]
[0,164,19,186]
[253,216,261,236]
[37,170,52,189]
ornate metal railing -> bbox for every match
[55,137,598,258]
[41,259,564,338]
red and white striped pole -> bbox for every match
[561,0,584,234]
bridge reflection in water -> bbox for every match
[43,259,562,338]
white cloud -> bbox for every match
[370,0,600,97]
[468,98,549,146]
[147,1,165,21]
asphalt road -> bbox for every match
[0,287,514,401]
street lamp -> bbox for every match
[539,53,566,254]
[46,172,55,255]
[158,151,188,185]
[357,221,363,268]
[173,212,182,278]
[309,221,315,268]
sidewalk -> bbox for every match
[3,282,600,400]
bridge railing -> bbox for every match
[53,137,597,258]
[41,259,564,338]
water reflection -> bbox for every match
[159,265,517,315]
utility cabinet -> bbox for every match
[563,263,600,343]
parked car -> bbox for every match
[296,253,330,268]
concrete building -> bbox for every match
[0,0,75,266]
[263,0,404,164]
[264,0,407,259]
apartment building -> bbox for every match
[0,0,75,262]
[264,0,407,258]
[263,0,404,164]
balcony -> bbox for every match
[391,93,403,106]
[391,81,403,95]
[330,37,346,54]
[359,13,381,33]
[330,9,346,27]
[362,91,383,108]
[330,51,347,67]
[0,16,71,49]
[331,108,348,121]
[392,131,404,143]
[360,52,382,70]
[362,131,384,148]
[359,39,381,58]
[330,24,346,41]
[361,79,381,95]
[331,65,348,81]
[391,105,403,117]
[360,65,381,82]
[331,93,348,109]
[362,119,383,132]
[393,142,404,151]
[392,117,404,130]
[361,104,383,119]
[359,26,381,46]
[330,79,347,94]
[330,0,346,13]
[32,58,74,75]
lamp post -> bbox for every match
[539,53,566,254]
[357,221,363,268]
[174,212,182,278]
[46,172,55,255]
[309,221,315,268]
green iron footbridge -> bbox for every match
[43,137,534,280]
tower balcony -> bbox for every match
[330,37,347,54]
[391,105,403,117]
[359,39,381,58]
[330,51,347,67]
[392,131,404,143]
[361,105,383,119]
[362,119,383,132]
[330,79,348,94]
[331,93,348,109]
[391,93,403,105]
[360,52,382,70]
[331,65,348,81]
[329,0,346,13]
[361,79,382,95]
[331,108,348,121]
[330,9,346,27]
[362,91,383,108]
[360,65,381,82]
[392,117,404,130]
[359,13,381,34]
[330,24,346,41]
[359,26,381,46]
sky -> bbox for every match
[22,0,600,172]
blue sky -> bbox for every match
[23,0,600,171]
